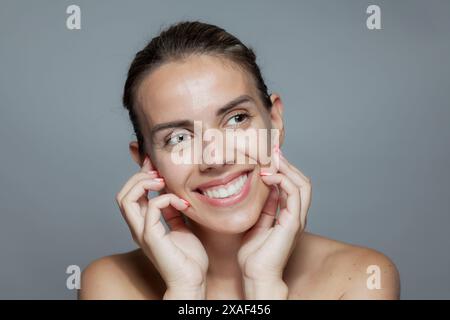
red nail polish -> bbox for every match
[181,199,190,207]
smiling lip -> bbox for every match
[195,169,252,191]
[193,169,253,207]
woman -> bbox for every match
[79,21,400,300]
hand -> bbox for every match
[115,156,209,299]
[237,146,312,299]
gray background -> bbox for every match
[1,0,449,299]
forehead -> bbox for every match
[136,55,258,127]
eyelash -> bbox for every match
[225,112,251,127]
[164,131,191,146]
[163,112,252,147]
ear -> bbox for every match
[129,141,157,170]
[269,93,285,147]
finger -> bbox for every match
[281,153,311,182]
[122,178,165,209]
[162,205,188,232]
[254,186,279,229]
[116,171,160,204]
[259,141,281,175]
[277,154,312,228]
[142,155,157,172]
[155,189,187,231]
[277,153,310,188]
[123,155,158,186]
[260,172,300,230]
[144,194,189,240]
[121,178,165,236]
[279,189,288,216]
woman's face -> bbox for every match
[135,54,283,234]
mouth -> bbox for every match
[193,169,254,207]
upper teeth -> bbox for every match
[201,174,248,199]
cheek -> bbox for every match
[256,173,272,205]
[155,159,191,193]
[231,128,274,166]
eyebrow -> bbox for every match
[215,94,255,117]
[150,94,256,138]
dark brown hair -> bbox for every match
[122,20,272,160]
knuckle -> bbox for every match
[121,194,130,207]
[115,193,122,205]
[158,193,173,203]
[136,179,148,188]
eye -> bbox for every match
[166,131,192,146]
[226,113,249,126]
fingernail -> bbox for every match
[147,170,158,175]
[181,199,190,207]
[153,178,164,182]
[260,170,273,176]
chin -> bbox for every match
[191,190,268,234]
[210,209,262,234]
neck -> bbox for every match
[187,217,244,277]
[186,217,245,298]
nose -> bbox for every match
[198,160,234,172]
[197,131,236,172]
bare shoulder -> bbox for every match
[286,232,401,299]
[78,249,165,300]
